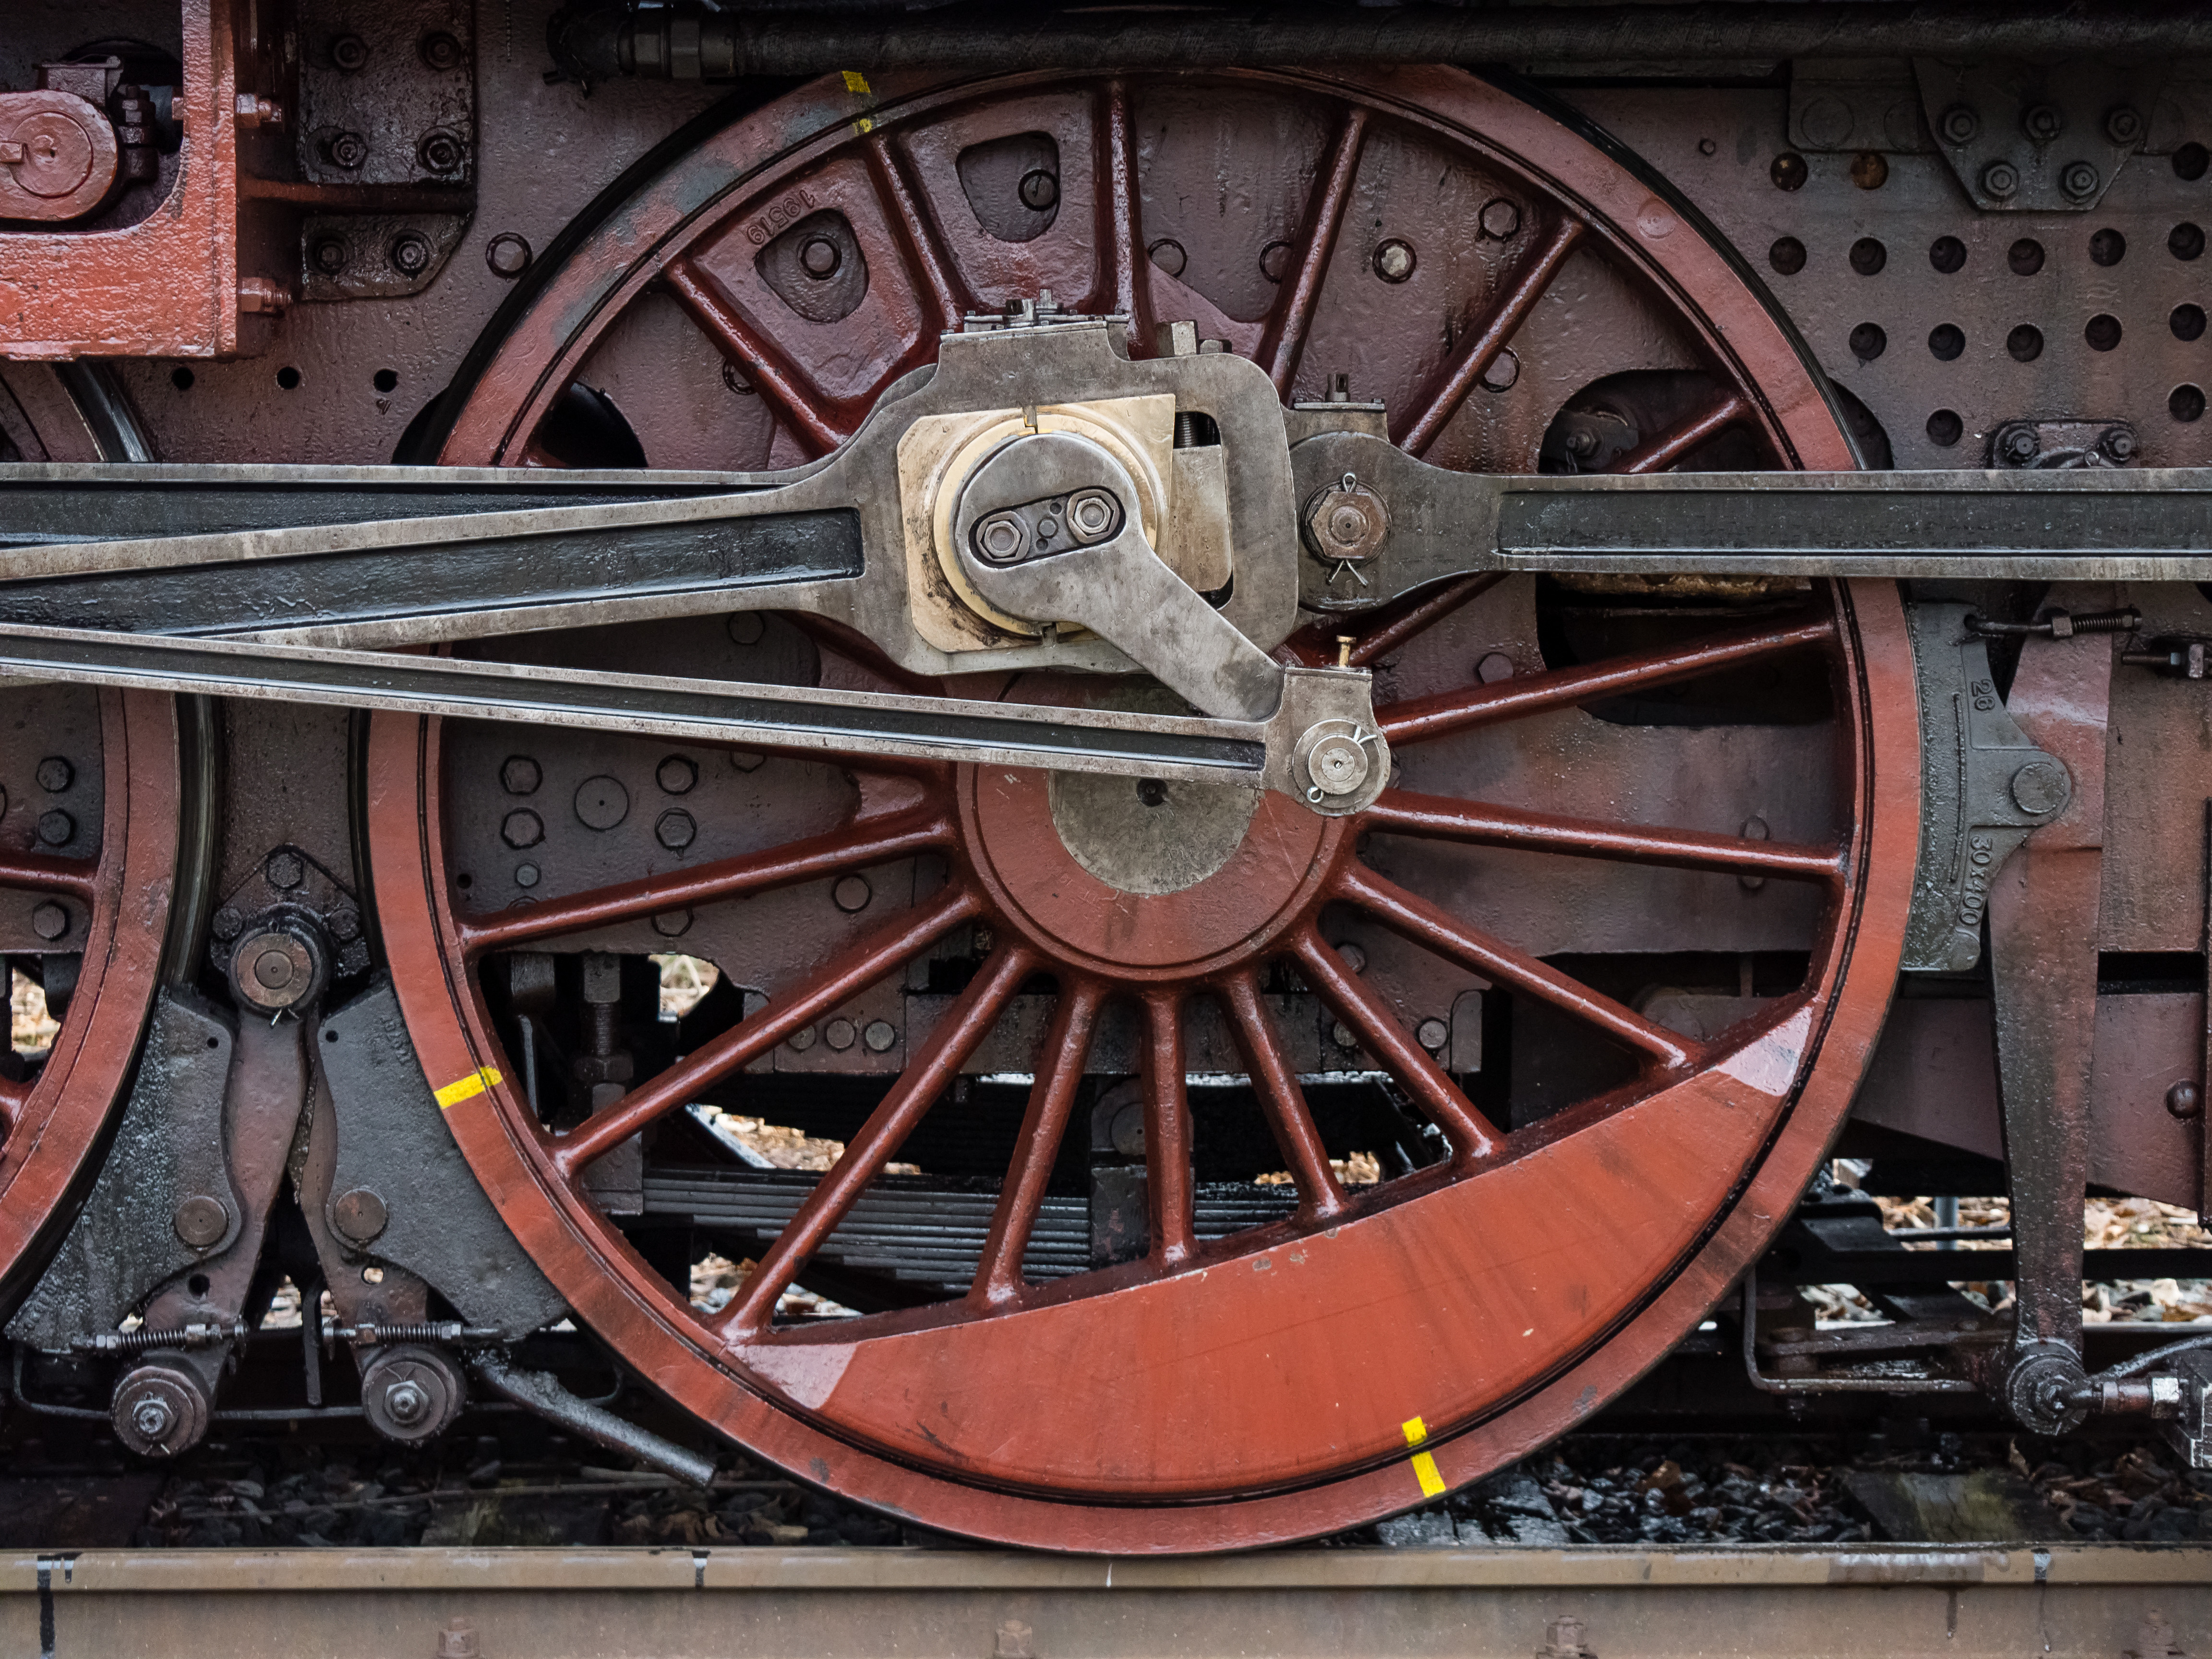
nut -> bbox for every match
[265,851,302,889]
[1372,239,1416,283]
[325,130,367,170]
[501,808,544,849]
[2104,104,2146,146]
[655,808,697,851]
[36,809,72,846]
[389,231,434,277]
[1981,159,2020,200]
[34,756,72,793]
[2059,160,2101,200]
[2021,103,2066,144]
[1300,476,1390,564]
[1937,103,1981,145]
[311,235,349,275]
[658,755,698,793]
[1478,197,1521,239]
[416,130,465,174]
[500,755,542,795]
[485,232,532,279]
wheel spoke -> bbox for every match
[1376,615,1835,748]
[1219,971,1347,1223]
[1092,79,1150,339]
[721,940,1037,1339]
[1337,864,1697,1070]
[865,133,968,334]
[1364,791,1845,885]
[970,975,1106,1308]
[1606,390,1755,474]
[0,851,97,902]
[460,806,954,955]
[1291,929,1498,1160]
[1396,214,1585,456]
[1254,107,1370,396]
[551,885,982,1175]
[664,257,849,456]
[1141,989,1196,1266]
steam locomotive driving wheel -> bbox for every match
[371,67,1917,1549]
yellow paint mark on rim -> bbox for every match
[842,70,873,96]
[435,1065,502,1109]
[1401,1416,1444,1495]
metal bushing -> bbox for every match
[112,1362,212,1458]
[229,911,332,1012]
[330,1185,389,1247]
[1292,718,1388,813]
[361,1345,466,1443]
[1300,474,1390,565]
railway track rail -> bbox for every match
[4,1544,2210,1659]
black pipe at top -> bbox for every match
[549,1,2212,83]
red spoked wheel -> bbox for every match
[375,67,1918,1550]
[0,369,184,1311]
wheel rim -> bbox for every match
[377,66,1917,1549]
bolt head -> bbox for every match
[132,1397,173,1438]
[1981,159,2020,199]
[326,131,367,170]
[172,1195,228,1249]
[311,236,349,274]
[501,808,543,849]
[799,235,841,278]
[2000,426,2041,464]
[36,809,73,847]
[974,511,1028,564]
[1938,103,1981,145]
[1302,482,1389,562]
[1478,196,1521,239]
[1306,734,1371,797]
[419,31,463,71]
[330,33,369,72]
[31,901,68,941]
[500,755,542,795]
[1416,1017,1449,1051]
[862,1020,897,1053]
[2021,103,2065,143]
[2060,159,2101,200]
[389,232,434,276]
[2010,758,2070,816]
[2169,1080,2204,1120]
[655,808,697,851]
[2104,104,2146,145]
[384,1379,429,1425]
[1372,239,1416,283]
[34,756,72,793]
[416,131,464,174]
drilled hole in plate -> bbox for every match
[2176,142,2210,181]
[2008,239,2045,276]
[1848,237,1886,276]
[2171,222,2206,261]
[276,365,303,390]
[1770,151,1807,190]
[170,366,194,391]
[1927,409,1964,447]
[1768,236,1805,276]
[1927,323,1965,361]
[2084,313,2123,352]
[2008,324,2044,362]
[1848,322,1887,361]
[2173,303,2207,342]
[1929,235,1967,274]
[2089,228,2127,266]
[2172,384,2207,422]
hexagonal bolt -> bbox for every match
[330,33,369,72]
[265,849,305,889]
[1937,103,1981,145]
[1064,487,1119,545]
[1301,477,1390,564]
[2059,160,2102,200]
[2104,104,2146,146]
[2020,103,2066,144]
[1981,160,2021,199]
[384,1379,430,1426]
[210,906,243,943]
[31,902,69,942]
[325,130,368,171]
[419,31,464,71]
[1371,239,1416,283]
[1478,197,1521,240]
[974,510,1029,564]
[35,810,73,847]
[501,808,544,849]
[416,131,465,174]
[389,231,435,277]
[34,756,72,793]
[655,808,697,851]
[311,235,349,275]
[657,755,698,794]
[500,755,542,795]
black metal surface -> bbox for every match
[551,1,2212,81]
[642,1167,1298,1294]
[317,981,568,1341]
[6,990,238,1351]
